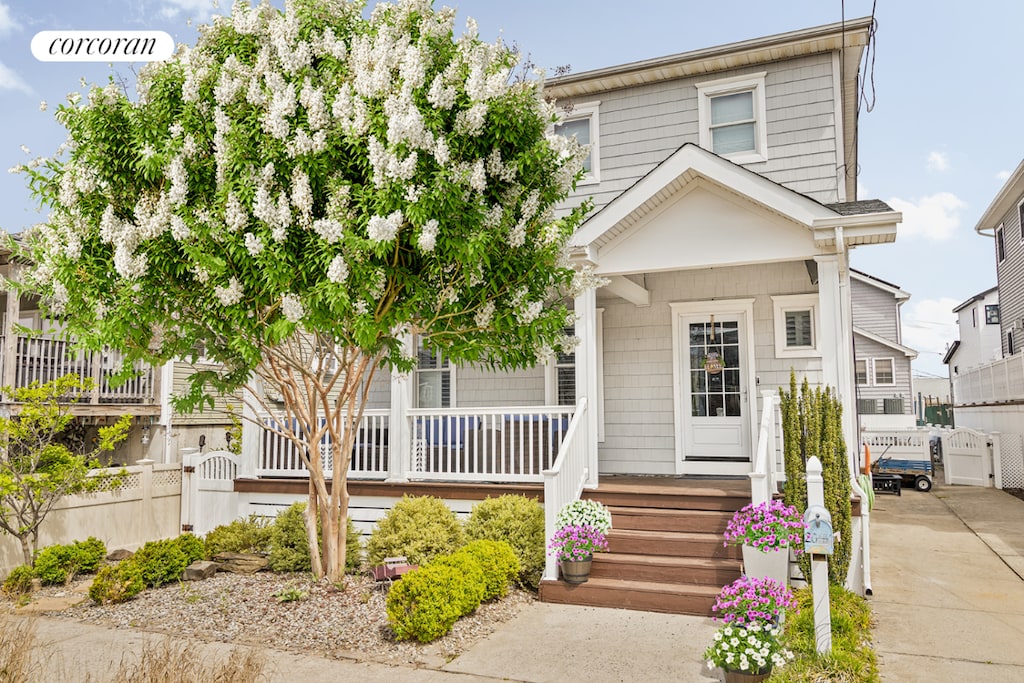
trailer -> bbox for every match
[872,455,933,492]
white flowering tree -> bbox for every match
[13,0,591,582]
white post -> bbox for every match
[574,286,598,489]
[179,448,199,535]
[991,432,1002,489]
[239,386,259,479]
[806,456,832,655]
[388,335,414,482]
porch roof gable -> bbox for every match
[854,325,918,360]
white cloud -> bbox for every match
[857,180,869,199]
[0,3,19,37]
[926,151,950,172]
[901,297,960,365]
[160,0,219,21]
[887,192,966,240]
[996,170,1012,182]
[0,60,30,93]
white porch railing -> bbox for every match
[749,390,784,505]
[952,353,1024,405]
[407,405,574,482]
[542,397,589,581]
[4,335,155,404]
[257,410,390,478]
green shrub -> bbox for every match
[464,494,544,588]
[427,553,485,614]
[367,495,464,567]
[456,540,520,600]
[89,561,145,604]
[385,564,471,642]
[176,533,205,565]
[132,537,190,588]
[33,537,107,585]
[1,565,35,598]
[267,502,361,573]
[205,515,272,557]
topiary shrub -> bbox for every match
[426,552,485,614]
[367,495,464,567]
[1,565,35,598]
[464,494,544,588]
[267,502,361,573]
[456,539,520,601]
[385,564,471,642]
[33,537,107,585]
[204,515,272,557]
[89,561,145,604]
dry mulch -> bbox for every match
[3,570,534,667]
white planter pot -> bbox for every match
[741,545,789,585]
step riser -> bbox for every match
[587,492,746,511]
[590,561,740,586]
[539,581,716,617]
[611,512,730,534]
[608,536,739,560]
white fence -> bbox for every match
[0,461,181,578]
[749,391,784,505]
[258,411,389,479]
[181,449,241,537]
[952,353,1024,405]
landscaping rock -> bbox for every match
[183,561,220,581]
[107,549,133,561]
[212,552,268,574]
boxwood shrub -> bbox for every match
[34,537,107,585]
[267,502,361,573]
[89,561,145,604]
[455,540,520,600]
[464,494,544,588]
[204,515,272,557]
[1,565,35,598]
[367,495,464,567]
[385,564,472,642]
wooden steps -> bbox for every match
[539,478,747,617]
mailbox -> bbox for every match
[803,504,834,555]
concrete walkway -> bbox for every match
[870,479,1024,680]
[13,480,1024,682]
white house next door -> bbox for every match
[671,300,757,477]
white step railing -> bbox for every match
[407,405,574,482]
[749,390,784,505]
[257,410,390,479]
[542,397,589,581]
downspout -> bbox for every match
[836,225,872,596]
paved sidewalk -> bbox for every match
[869,480,1024,681]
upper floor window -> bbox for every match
[997,223,1006,262]
[855,359,868,385]
[873,358,895,386]
[554,100,600,185]
[696,72,768,164]
[986,304,1000,325]
[771,294,819,358]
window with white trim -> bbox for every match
[855,359,868,385]
[415,339,453,408]
[554,100,600,184]
[771,294,820,358]
[872,358,895,386]
[696,72,768,163]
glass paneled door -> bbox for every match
[680,312,751,474]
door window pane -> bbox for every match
[688,320,741,418]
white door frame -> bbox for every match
[670,299,758,476]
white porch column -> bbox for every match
[3,282,19,389]
[574,287,599,489]
[814,252,857,457]
[239,384,260,479]
[388,336,414,482]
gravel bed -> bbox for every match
[6,571,535,666]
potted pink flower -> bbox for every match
[547,524,609,584]
[724,500,805,584]
[711,575,798,627]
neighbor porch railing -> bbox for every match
[1,335,156,404]
[542,397,589,581]
[952,353,1024,405]
[749,390,784,505]
[257,410,390,479]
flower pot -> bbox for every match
[559,556,593,584]
[741,545,789,585]
[723,668,771,683]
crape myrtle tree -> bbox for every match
[0,375,130,566]
[13,0,594,581]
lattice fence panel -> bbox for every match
[90,471,141,493]
[152,469,182,488]
[1000,433,1024,490]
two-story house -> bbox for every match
[850,269,917,430]
[944,286,1001,376]
[176,17,900,614]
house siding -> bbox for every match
[171,361,243,425]
[558,52,841,219]
[596,261,824,474]
[455,366,546,408]
[995,195,1024,355]
[854,335,913,415]
[851,278,899,340]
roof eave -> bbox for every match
[812,211,902,247]
[974,159,1024,236]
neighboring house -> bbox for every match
[0,249,161,465]
[850,269,917,430]
[947,159,1024,490]
[188,16,899,607]
[944,286,1001,376]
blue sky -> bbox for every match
[0,0,1019,377]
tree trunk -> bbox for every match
[18,534,32,566]
[305,479,324,579]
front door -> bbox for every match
[673,301,756,476]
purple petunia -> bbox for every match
[723,500,806,553]
[548,524,609,562]
[711,575,799,627]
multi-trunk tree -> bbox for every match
[14,0,593,581]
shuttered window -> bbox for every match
[415,340,452,408]
[784,309,813,348]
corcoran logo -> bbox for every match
[31,31,174,62]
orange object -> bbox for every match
[863,443,871,475]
